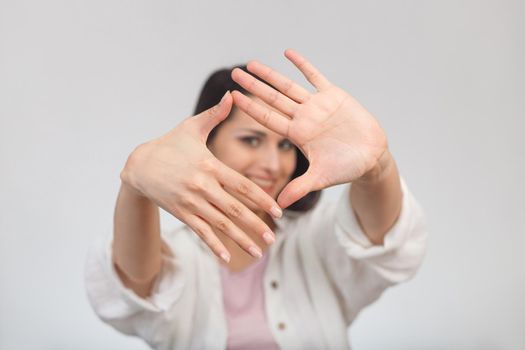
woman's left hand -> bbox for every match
[231,49,390,208]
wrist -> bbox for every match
[119,143,151,199]
[120,180,148,200]
[354,149,394,186]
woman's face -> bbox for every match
[208,96,297,208]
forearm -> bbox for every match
[349,149,403,245]
[112,182,162,297]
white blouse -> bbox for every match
[84,177,428,349]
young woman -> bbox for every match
[85,49,427,349]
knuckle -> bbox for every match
[246,99,255,112]
[268,91,279,104]
[179,195,197,210]
[215,220,229,233]
[248,76,257,90]
[241,239,255,250]
[208,240,221,251]
[187,174,209,193]
[166,203,182,218]
[199,228,212,241]
[236,182,250,195]
[265,68,275,80]
[194,226,214,246]
[192,225,205,238]
[262,110,271,125]
[198,158,217,174]
[226,203,242,218]
[208,104,219,117]
[290,104,300,118]
[282,78,293,93]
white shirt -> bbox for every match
[84,177,427,349]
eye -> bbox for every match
[240,136,261,147]
[279,139,294,151]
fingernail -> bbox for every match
[263,232,275,245]
[220,252,231,263]
[248,246,262,259]
[220,91,230,103]
[270,206,282,218]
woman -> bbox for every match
[85,49,427,349]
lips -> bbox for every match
[248,176,276,193]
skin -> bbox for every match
[208,99,297,271]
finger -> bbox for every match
[231,67,298,117]
[284,49,331,91]
[215,160,283,219]
[231,90,291,138]
[277,169,319,209]
[192,198,263,258]
[246,60,311,104]
[184,214,231,263]
[204,184,276,245]
[194,91,233,141]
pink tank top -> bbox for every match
[219,252,279,350]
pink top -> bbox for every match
[219,252,279,350]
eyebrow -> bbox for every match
[235,128,291,143]
[236,128,267,137]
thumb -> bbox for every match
[195,91,232,141]
[277,169,319,209]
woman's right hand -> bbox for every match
[119,92,282,263]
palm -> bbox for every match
[232,49,388,208]
[290,87,386,187]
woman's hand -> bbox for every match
[231,49,390,209]
[120,92,281,262]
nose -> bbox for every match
[259,144,280,175]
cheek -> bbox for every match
[282,153,297,179]
[218,144,253,173]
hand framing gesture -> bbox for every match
[231,49,389,209]
[120,92,281,262]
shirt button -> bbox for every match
[270,280,279,289]
[278,322,286,330]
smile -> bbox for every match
[248,176,276,191]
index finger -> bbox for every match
[215,161,283,219]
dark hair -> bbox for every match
[193,65,321,212]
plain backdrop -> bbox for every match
[1,0,524,349]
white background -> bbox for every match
[1,0,524,349]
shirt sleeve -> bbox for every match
[332,176,428,283]
[83,232,186,338]
[312,176,428,321]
